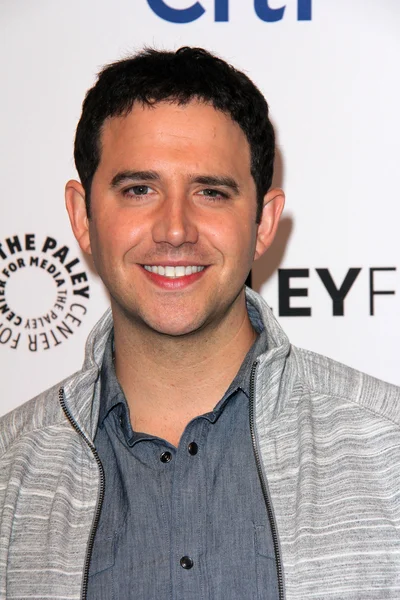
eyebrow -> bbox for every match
[110,170,159,188]
[191,175,240,195]
[110,170,240,195]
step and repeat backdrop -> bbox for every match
[1,0,399,416]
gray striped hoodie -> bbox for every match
[1,288,400,599]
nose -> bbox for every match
[152,193,199,247]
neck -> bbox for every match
[112,292,257,445]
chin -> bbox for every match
[138,308,211,337]
[147,320,204,338]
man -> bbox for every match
[1,47,400,600]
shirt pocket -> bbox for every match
[88,533,115,577]
[254,524,279,599]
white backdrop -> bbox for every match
[1,0,399,416]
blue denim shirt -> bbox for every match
[88,307,278,599]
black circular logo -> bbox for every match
[0,233,90,352]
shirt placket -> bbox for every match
[170,417,209,600]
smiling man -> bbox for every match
[1,47,400,600]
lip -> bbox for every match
[141,261,207,267]
[140,264,208,290]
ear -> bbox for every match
[65,180,92,255]
[254,188,285,260]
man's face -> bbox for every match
[67,100,282,337]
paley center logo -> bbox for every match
[147,0,312,23]
[0,233,90,352]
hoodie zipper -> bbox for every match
[249,361,285,600]
[58,387,105,600]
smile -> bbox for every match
[143,265,205,278]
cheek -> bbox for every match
[209,215,256,251]
[93,210,148,251]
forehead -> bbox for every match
[98,100,252,177]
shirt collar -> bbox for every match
[209,304,267,420]
[98,331,124,428]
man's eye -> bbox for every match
[125,185,152,196]
[198,189,228,200]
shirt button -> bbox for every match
[160,451,172,463]
[188,442,198,455]
[180,556,194,569]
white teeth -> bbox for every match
[143,265,205,278]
